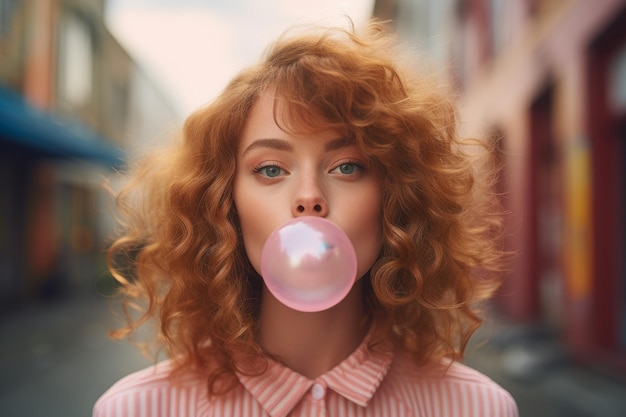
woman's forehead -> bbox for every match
[244,91,345,137]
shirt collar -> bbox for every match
[237,337,393,417]
[320,339,392,407]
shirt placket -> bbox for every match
[295,379,328,417]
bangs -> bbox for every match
[268,67,353,138]
[254,25,408,139]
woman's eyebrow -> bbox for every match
[241,138,293,156]
[324,137,357,152]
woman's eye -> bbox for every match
[255,165,284,178]
[332,162,360,175]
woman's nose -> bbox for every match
[291,176,329,217]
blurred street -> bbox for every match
[0,292,152,417]
[0,293,625,417]
[465,316,626,417]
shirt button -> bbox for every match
[311,383,325,400]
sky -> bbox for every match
[105,0,375,117]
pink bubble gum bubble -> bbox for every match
[260,217,357,312]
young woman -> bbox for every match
[94,20,517,417]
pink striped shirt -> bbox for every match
[94,341,518,417]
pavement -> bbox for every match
[465,316,626,417]
[1,292,626,417]
[0,291,152,417]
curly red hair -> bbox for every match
[107,20,507,395]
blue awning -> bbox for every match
[0,87,125,167]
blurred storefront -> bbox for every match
[374,0,626,374]
[0,0,179,307]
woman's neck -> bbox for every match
[257,281,369,379]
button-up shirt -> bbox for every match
[94,339,518,417]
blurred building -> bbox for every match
[0,0,179,307]
[374,0,626,374]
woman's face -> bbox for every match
[233,93,383,282]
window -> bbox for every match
[57,12,94,108]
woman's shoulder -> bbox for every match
[98,360,176,395]
[93,360,208,417]
[390,350,507,389]
[383,351,518,416]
